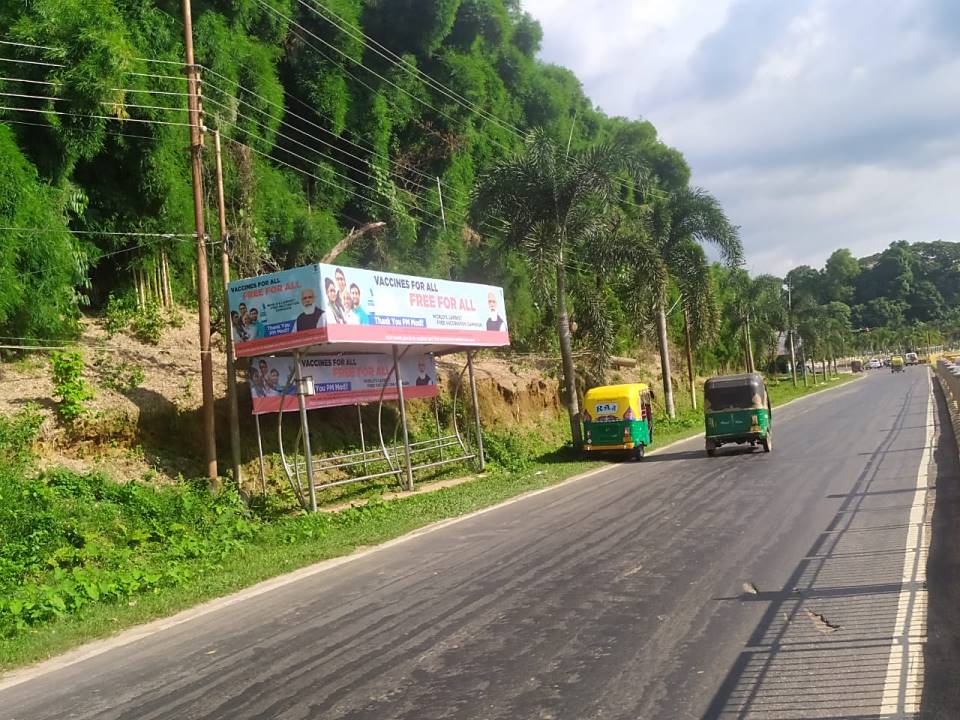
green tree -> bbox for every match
[647,188,742,417]
[0,126,79,343]
[474,129,635,445]
[823,248,859,303]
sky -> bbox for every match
[522,0,960,276]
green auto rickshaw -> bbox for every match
[704,373,772,457]
[583,383,655,460]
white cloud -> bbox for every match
[522,0,960,275]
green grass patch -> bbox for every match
[0,373,860,671]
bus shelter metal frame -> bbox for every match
[257,345,486,512]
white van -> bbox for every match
[905,352,919,366]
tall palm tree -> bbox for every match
[474,130,642,446]
[647,188,742,417]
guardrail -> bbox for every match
[935,358,960,412]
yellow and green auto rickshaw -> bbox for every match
[583,383,655,460]
[891,355,905,373]
[704,373,772,457]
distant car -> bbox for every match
[905,352,919,366]
[883,357,892,367]
[866,358,883,369]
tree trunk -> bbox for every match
[656,302,676,419]
[161,249,172,307]
[744,313,756,372]
[134,268,144,308]
[555,265,582,446]
[684,307,697,411]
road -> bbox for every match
[3,367,959,719]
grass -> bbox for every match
[0,371,860,672]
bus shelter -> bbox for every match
[229,262,510,512]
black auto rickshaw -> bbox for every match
[704,373,772,456]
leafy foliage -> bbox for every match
[49,350,94,422]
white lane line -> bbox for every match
[878,373,935,716]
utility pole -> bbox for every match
[684,307,697,410]
[786,282,797,386]
[214,129,242,487]
[182,0,218,487]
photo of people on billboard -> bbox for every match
[229,262,509,356]
[247,352,438,414]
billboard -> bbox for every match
[247,352,438,414]
[229,263,509,356]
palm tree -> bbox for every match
[474,130,641,445]
[647,189,742,417]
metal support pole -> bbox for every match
[294,352,317,512]
[357,404,368,476]
[789,330,798,386]
[434,396,444,461]
[181,0,218,486]
[800,345,808,387]
[467,351,485,472]
[436,176,446,231]
[213,129,242,487]
[254,413,266,496]
[393,345,414,491]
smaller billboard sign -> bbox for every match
[248,352,437,414]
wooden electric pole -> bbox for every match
[213,129,243,487]
[182,0,218,487]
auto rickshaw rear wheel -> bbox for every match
[761,434,772,453]
[706,439,717,457]
[633,444,645,461]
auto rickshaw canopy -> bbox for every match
[583,383,652,422]
[703,373,768,412]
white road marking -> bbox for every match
[878,372,935,716]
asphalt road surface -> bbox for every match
[3,367,960,720]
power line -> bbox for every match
[253,0,515,155]
[0,104,192,127]
[221,133,442,232]
[0,55,63,68]
[0,227,196,237]
[1,116,162,142]
[302,0,524,139]
[200,64,469,201]
[206,94,442,217]
[0,40,61,52]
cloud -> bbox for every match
[523,0,960,275]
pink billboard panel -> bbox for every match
[248,353,438,414]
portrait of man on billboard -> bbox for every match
[295,286,325,331]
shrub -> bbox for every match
[50,350,94,423]
[103,294,167,345]
[93,351,145,394]
[0,406,44,469]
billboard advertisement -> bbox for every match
[228,263,509,356]
[247,352,438,414]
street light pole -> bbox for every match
[786,282,797,386]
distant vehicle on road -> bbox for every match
[891,356,905,372]
[905,352,919,366]
[704,372,771,457]
[866,358,883,369]
[851,359,863,373]
[583,383,655,460]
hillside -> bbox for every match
[1,313,664,489]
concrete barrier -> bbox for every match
[934,359,960,452]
